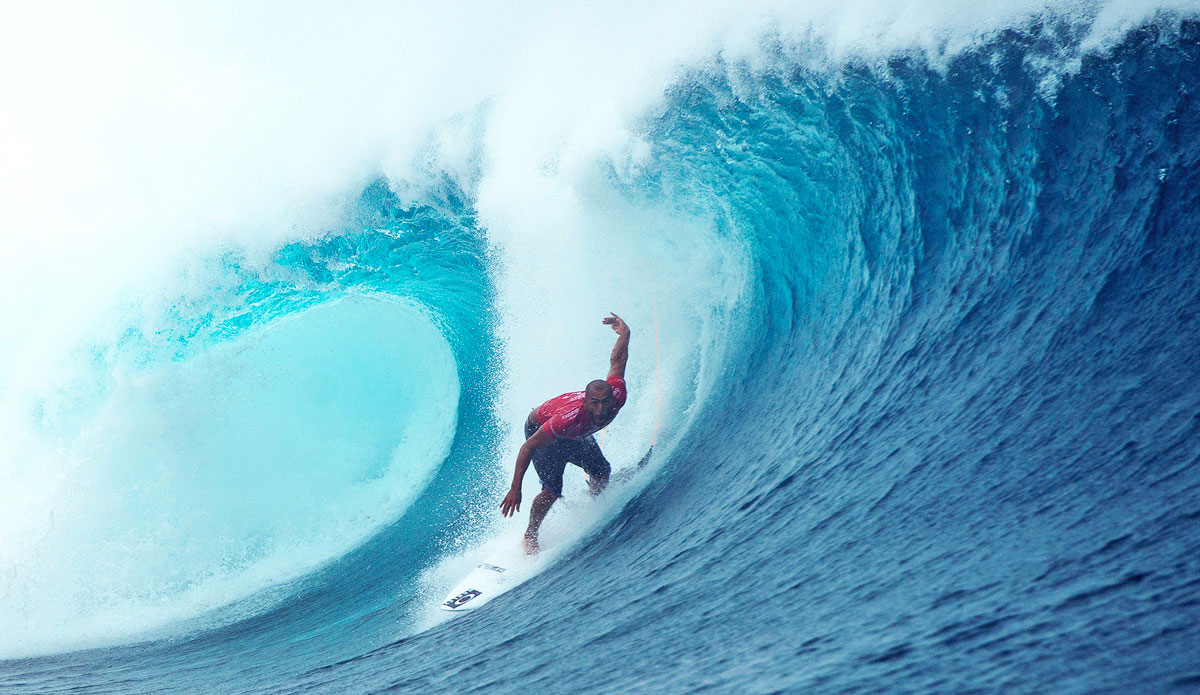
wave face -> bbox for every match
[2,9,1200,695]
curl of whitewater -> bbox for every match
[3,14,1200,695]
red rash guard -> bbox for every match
[534,376,627,440]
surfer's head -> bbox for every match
[584,380,616,426]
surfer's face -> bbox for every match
[585,385,616,425]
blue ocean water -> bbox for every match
[2,12,1200,695]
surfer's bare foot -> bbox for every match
[522,534,540,555]
[587,473,609,497]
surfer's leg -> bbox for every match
[531,448,567,500]
[573,435,611,496]
[527,444,566,554]
[587,473,609,496]
[524,487,558,554]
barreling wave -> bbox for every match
[1,5,1198,694]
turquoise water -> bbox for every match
[1,7,1199,694]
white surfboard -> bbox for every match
[440,559,515,611]
[439,447,654,612]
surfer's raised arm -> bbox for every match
[603,313,630,380]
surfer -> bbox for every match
[500,313,631,554]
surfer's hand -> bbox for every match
[501,488,521,517]
[603,313,629,337]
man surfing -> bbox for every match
[500,313,631,554]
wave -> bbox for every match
[1,4,1198,693]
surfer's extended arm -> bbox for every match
[501,426,555,517]
[603,313,630,380]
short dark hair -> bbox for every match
[586,379,613,396]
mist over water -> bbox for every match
[1,2,1199,692]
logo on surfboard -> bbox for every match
[443,589,482,609]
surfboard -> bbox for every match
[438,447,653,612]
[440,559,515,612]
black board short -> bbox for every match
[525,418,611,497]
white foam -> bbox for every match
[0,0,1180,398]
[0,295,459,658]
